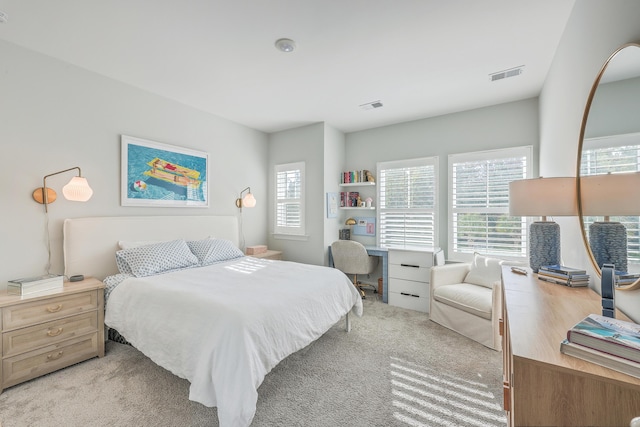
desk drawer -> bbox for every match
[2,333,99,388]
[389,278,429,298]
[2,291,98,331]
[3,311,98,358]
[388,291,429,313]
[389,250,433,268]
[388,263,430,282]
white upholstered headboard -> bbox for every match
[63,215,239,280]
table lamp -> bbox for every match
[580,172,640,272]
[509,177,578,272]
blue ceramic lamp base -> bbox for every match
[529,221,561,273]
[589,221,627,272]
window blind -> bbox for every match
[275,162,305,235]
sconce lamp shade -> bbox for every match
[33,167,93,212]
[509,177,577,272]
[580,172,640,272]
[236,187,256,210]
[62,176,94,201]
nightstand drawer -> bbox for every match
[2,291,98,331]
[3,311,98,358]
[2,333,99,388]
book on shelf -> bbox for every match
[566,313,640,364]
[7,274,63,295]
[340,170,375,184]
[539,264,587,276]
[339,191,359,207]
[560,339,640,379]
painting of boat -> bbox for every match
[143,158,201,188]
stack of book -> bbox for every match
[560,313,640,379]
[7,274,63,295]
[537,265,589,287]
[340,191,360,207]
[616,271,640,287]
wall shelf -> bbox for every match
[339,182,375,187]
[339,207,375,210]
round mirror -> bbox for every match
[577,42,640,290]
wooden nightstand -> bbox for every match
[0,277,105,394]
[248,250,283,260]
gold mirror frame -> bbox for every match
[576,42,640,291]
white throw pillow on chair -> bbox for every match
[463,252,504,288]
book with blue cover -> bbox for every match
[567,314,640,364]
[540,264,587,276]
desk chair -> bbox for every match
[331,240,379,298]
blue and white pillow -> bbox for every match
[115,239,199,277]
[187,238,244,266]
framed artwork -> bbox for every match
[121,135,209,207]
[352,217,376,236]
[326,192,338,218]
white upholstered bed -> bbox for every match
[63,216,362,427]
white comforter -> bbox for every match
[104,257,362,427]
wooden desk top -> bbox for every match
[501,266,640,387]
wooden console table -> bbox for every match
[501,266,640,426]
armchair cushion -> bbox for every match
[433,283,493,320]
[463,252,505,289]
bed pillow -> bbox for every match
[187,238,244,266]
[463,252,505,289]
[118,240,164,250]
[115,239,199,277]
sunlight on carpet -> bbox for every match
[389,356,507,427]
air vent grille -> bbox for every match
[489,66,524,82]
[360,100,384,110]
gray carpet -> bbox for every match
[0,292,506,427]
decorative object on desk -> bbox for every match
[538,264,589,287]
[340,218,356,240]
[560,338,640,379]
[509,177,578,272]
[8,274,63,295]
[121,135,208,207]
[601,263,616,318]
[32,166,93,212]
[365,197,373,208]
[326,192,338,218]
[566,313,640,364]
[580,172,640,273]
[352,217,376,236]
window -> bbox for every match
[449,146,532,260]
[274,162,305,236]
[581,133,640,267]
[377,157,438,248]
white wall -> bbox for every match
[539,0,640,321]
[323,124,346,265]
[0,40,268,283]
[345,98,540,256]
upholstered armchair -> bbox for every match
[429,253,511,351]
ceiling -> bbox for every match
[0,0,576,134]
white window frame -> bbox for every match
[376,156,439,249]
[274,161,306,237]
[448,145,532,262]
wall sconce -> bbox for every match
[32,167,93,212]
[580,172,640,272]
[235,187,256,211]
[509,177,578,272]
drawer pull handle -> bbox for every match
[47,327,63,337]
[400,292,420,298]
[46,351,64,361]
[400,264,420,268]
[46,304,63,313]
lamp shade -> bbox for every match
[509,177,577,217]
[62,176,93,202]
[580,172,640,216]
[242,192,256,208]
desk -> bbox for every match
[327,246,389,303]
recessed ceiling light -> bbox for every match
[275,38,296,53]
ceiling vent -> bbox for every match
[360,100,383,110]
[489,66,524,82]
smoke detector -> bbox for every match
[0,11,8,23]
[489,65,524,82]
[359,100,384,110]
[275,38,296,53]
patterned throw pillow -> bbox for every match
[115,239,199,277]
[187,238,244,266]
